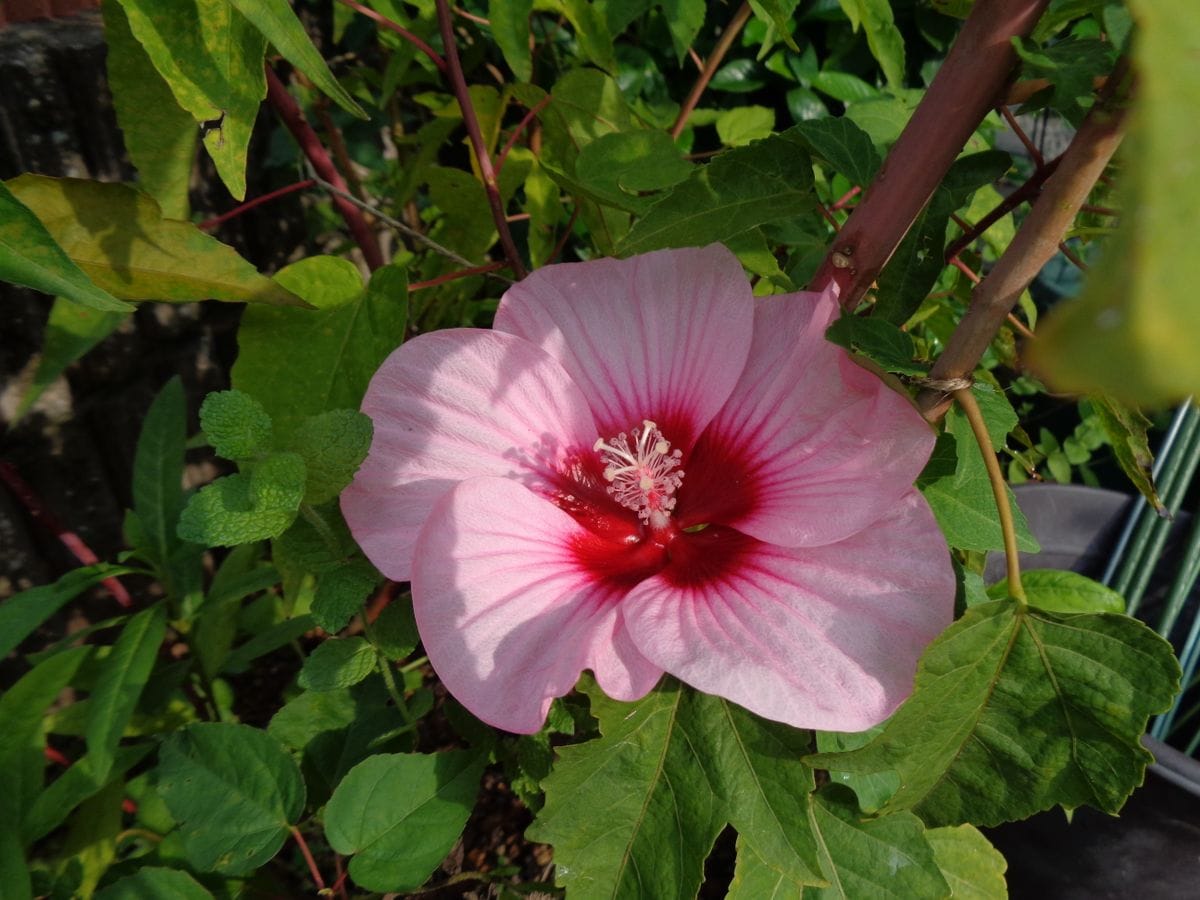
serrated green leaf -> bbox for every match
[619,130,815,255]
[325,751,484,892]
[370,597,420,660]
[1030,1,1199,405]
[177,453,306,547]
[925,825,1008,899]
[0,180,129,312]
[0,565,137,661]
[918,411,1039,554]
[156,723,305,875]
[970,382,1018,452]
[792,116,881,186]
[989,569,1125,614]
[812,70,879,103]
[837,0,906,89]
[233,257,408,443]
[529,679,823,899]
[15,298,127,420]
[843,95,918,148]
[807,601,1180,826]
[816,726,900,814]
[6,176,307,307]
[1091,395,1164,513]
[550,0,617,72]
[749,0,800,52]
[200,390,273,461]
[291,409,373,505]
[95,867,213,900]
[114,0,267,199]
[825,316,926,376]
[489,0,534,80]
[312,560,379,634]
[227,0,365,119]
[660,0,706,64]
[804,786,948,899]
[298,637,376,692]
[102,1,195,218]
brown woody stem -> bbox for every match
[670,2,752,140]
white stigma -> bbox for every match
[593,420,684,528]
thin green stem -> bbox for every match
[956,387,1026,605]
[362,606,414,724]
[299,503,341,557]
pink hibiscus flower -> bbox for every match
[342,245,954,734]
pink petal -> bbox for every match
[411,476,663,734]
[623,491,954,731]
[341,329,598,582]
[493,245,754,451]
[676,288,936,547]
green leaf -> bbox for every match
[95,867,213,900]
[0,647,90,830]
[575,130,694,212]
[24,743,154,844]
[489,0,534,80]
[716,106,776,147]
[298,637,376,692]
[1030,1,1198,405]
[619,130,815,255]
[804,786,948,899]
[660,0,707,64]
[925,825,1008,899]
[102,1,195,218]
[989,569,1125,614]
[222,614,316,675]
[177,453,306,547]
[59,779,124,898]
[970,381,1018,452]
[292,410,373,505]
[200,390,273,461]
[875,151,1012,324]
[812,70,879,103]
[749,0,801,51]
[371,597,420,661]
[6,176,307,307]
[227,0,366,118]
[0,180,129,312]
[85,605,166,783]
[0,565,137,660]
[807,601,1180,826]
[156,723,305,875]
[838,0,906,89]
[233,257,408,443]
[793,116,882,186]
[552,0,617,73]
[15,299,127,420]
[825,316,926,376]
[815,726,900,814]
[114,0,267,199]
[325,751,484,892]
[918,411,1039,554]
[529,679,823,899]
[0,827,31,900]
[1092,395,1164,514]
[312,560,380,634]
[132,377,188,581]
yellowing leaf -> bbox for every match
[6,176,307,307]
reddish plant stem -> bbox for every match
[1058,240,1088,271]
[917,77,1129,419]
[944,156,1061,260]
[495,94,553,176]
[315,100,368,202]
[545,202,580,266]
[435,0,528,280]
[198,179,316,231]
[265,67,385,271]
[0,461,131,607]
[817,203,841,231]
[44,745,72,767]
[670,2,752,140]
[409,261,509,291]
[336,0,447,73]
[998,103,1045,169]
[289,826,327,892]
[831,186,861,211]
[453,4,489,26]
[811,0,1051,307]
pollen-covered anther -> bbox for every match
[593,420,685,526]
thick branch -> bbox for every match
[917,77,1129,420]
[811,0,1050,306]
[435,0,527,280]
[265,67,384,271]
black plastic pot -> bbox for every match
[980,483,1200,899]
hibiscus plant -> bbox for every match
[1,0,1195,897]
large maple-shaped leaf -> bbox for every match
[808,600,1179,827]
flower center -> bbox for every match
[593,420,684,529]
